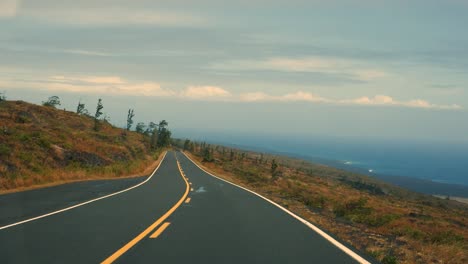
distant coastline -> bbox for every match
[281,152,468,198]
[208,140,468,198]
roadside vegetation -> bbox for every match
[0,98,171,192]
[173,140,468,264]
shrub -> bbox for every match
[17,133,32,143]
[42,96,61,108]
[334,197,371,218]
[429,230,464,244]
[382,254,398,264]
[37,137,51,149]
[0,144,11,157]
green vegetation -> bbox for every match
[175,140,468,264]
[76,101,89,115]
[0,99,171,192]
[135,122,146,134]
[126,109,135,131]
[93,98,104,131]
[42,96,61,108]
[156,120,171,148]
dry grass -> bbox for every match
[184,146,467,264]
[0,100,163,193]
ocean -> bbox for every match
[178,129,468,196]
[184,130,468,195]
[271,137,468,187]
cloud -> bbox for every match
[20,7,206,27]
[181,86,232,99]
[50,75,125,85]
[0,0,19,18]
[239,91,461,110]
[3,75,174,97]
[240,91,327,103]
[211,57,388,82]
[341,95,462,110]
[0,73,461,110]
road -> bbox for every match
[0,151,371,263]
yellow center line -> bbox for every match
[185,197,191,204]
[149,222,171,239]
[101,159,189,264]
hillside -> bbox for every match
[175,140,468,264]
[0,100,163,192]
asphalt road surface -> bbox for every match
[0,151,371,263]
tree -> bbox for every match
[0,91,6,101]
[126,109,135,131]
[230,149,235,161]
[76,101,87,115]
[158,120,168,132]
[135,122,146,133]
[145,121,157,136]
[183,139,191,151]
[203,146,213,162]
[271,159,279,178]
[150,130,158,149]
[156,120,171,148]
[42,96,61,108]
[94,98,104,131]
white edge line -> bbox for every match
[0,151,168,231]
[181,151,370,264]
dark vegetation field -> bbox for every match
[174,140,468,264]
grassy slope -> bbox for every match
[0,100,162,192]
[185,146,467,264]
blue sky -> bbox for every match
[1,0,467,142]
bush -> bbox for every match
[334,197,371,218]
[0,144,11,157]
[37,137,51,149]
[382,254,398,264]
[333,197,398,226]
[17,133,32,143]
[42,96,61,108]
[303,195,326,209]
[429,230,464,244]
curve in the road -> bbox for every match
[0,151,168,231]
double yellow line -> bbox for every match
[101,158,190,264]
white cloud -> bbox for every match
[0,73,461,110]
[0,0,19,17]
[3,75,174,97]
[211,57,388,82]
[239,92,274,102]
[50,75,125,85]
[341,95,462,110]
[181,86,231,99]
[240,91,327,103]
[239,91,461,109]
[20,7,206,27]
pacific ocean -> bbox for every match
[185,131,468,197]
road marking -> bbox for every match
[149,222,171,239]
[182,152,371,264]
[0,152,168,231]
[101,158,189,264]
[185,197,191,204]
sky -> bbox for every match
[1,0,467,142]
